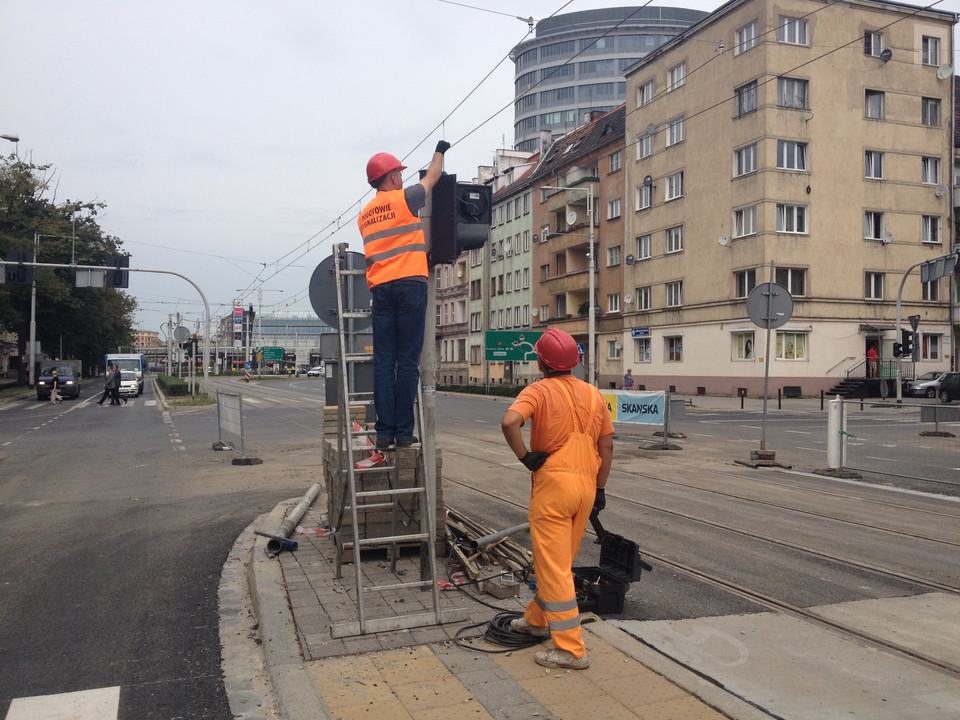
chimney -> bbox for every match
[540,130,552,155]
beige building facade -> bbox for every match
[619,0,957,396]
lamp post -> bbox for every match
[540,184,596,386]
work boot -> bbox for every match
[396,436,419,448]
[509,617,548,637]
[375,437,394,450]
[534,648,589,670]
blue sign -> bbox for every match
[631,328,650,337]
[602,390,665,424]
[244,361,252,370]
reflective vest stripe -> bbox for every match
[362,220,423,245]
[548,616,582,632]
[535,594,579,613]
[365,241,428,266]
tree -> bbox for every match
[0,153,137,380]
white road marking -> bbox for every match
[5,686,120,720]
[784,429,811,435]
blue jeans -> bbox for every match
[371,278,427,442]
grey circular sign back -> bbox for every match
[173,326,190,342]
[746,282,793,329]
[309,251,371,330]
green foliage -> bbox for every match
[0,153,137,379]
[156,373,190,396]
[438,384,524,398]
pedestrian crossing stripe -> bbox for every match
[5,686,120,720]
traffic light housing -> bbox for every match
[105,255,130,288]
[892,342,902,358]
[900,329,914,361]
[4,249,34,285]
[428,173,492,266]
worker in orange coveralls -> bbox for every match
[500,328,614,670]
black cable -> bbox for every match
[454,611,545,653]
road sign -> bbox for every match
[746,283,793,329]
[485,331,543,362]
[260,346,283,362]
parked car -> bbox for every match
[938,373,960,404]
[306,366,324,377]
[118,370,139,398]
[36,364,81,400]
[903,371,949,399]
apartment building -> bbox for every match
[621,0,956,396]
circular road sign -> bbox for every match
[309,250,371,330]
[746,282,793,329]
[173,326,190,342]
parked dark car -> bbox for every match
[903,371,949,398]
[938,372,960,404]
[36,364,81,400]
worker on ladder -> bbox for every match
[500,328,614,670]
[358,140,450,449]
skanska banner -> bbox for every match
[601,390,666,425]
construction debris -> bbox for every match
[445,506,533,582]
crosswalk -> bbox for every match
[5,686,120,720]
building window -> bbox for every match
[607,198,622,219]
[665,336,683,362]
[666,116,685,146]
[777,140,807,171]
[637,79,654,107]
[636,234,652,260]
[608,293,621,313]
[734,143,757,177]
[776,331,807,360]
[865,90,884,119]
[523,267,530,288]
[607,245,621,267]
[864,31,883,57]
[921,98,940,127]
[523,230,530,252]
[540,264,550,281]
[667,62,686,91]
[778,16,808,46]
[733,206,756,238]
[636,184,652,210]
[776,267,806,296]
[523,305,530,325]
[922,334,941,360]
[665,171,684,201]
[470,312,482,331]
[505,272,513,293]
[777,77,809,109]
[636,285,652,311]
[776,204,808,234]
[734,331,755,359]
[735,21,758,55]
[736,80,758,116]
[637,132,653,159]
[666,225,683,254]
[921,36,940,66]
[865,272,884,300]
[540,304,549,321]
[734,269,756,299]
[922,279,939,302]
[864,211,884,240]
[609,150,622,173]
[864,151,883,179]
[666,280,683,307]
[635,337,651,362]
[921,216,941,244]
[921,157,940,185]
[608,339,620,359]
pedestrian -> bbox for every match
[358,140,449,449]
[112,364,125,405]
[866,344,878,378]
[622,368,633,390]
[500,328,614,670]
[97,364,116,405]
[49,369,62,404]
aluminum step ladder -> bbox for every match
[328,242,465,638]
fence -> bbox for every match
[604,390,685,449]
[213,391,261,465]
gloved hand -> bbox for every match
[593,488,606,512]
[520,451,549,472]
[435,140,451,155]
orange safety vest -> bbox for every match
[358,188,427,289]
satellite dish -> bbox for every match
[625,254,635,265]
[624,294,633,304]
[504,240,513,253]
[879,49,892,64]
[643,175,653,187]
[881,230,894,244]
[456,268,463,278]
[646,123,656,135]
[531,307,539,317]
[491,247,497,259]
[718,234,729,247]
[935,184,947,198]
[615,339,622,350]
[566,209,578,225]
[936,63,953,80]
[532,234,538,244]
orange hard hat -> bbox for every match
[535,328,580,371]
[366,153,406,185]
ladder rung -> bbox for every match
[340,310,371,318]
[353,465,396,474]
[339,268,367,276]
[344,398,375,407]
[363,579,433,593]
[356,487,425,499]
[346,502,396,512]
[344,353,373,363]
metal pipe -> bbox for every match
[470,522,529,550]
[276,482,323,540]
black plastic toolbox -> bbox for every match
[573,531,650,615]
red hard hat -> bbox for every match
[535,328,580,371]
[366,153,406,185]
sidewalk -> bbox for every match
[236,486,769,720]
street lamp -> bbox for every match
[540,184,596,386]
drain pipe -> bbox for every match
[470,522,530,550]
[263,482,322,555]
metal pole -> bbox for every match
[760,260,774,451]
[588,185,596,387]
[27,232,38,387]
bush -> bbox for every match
[437,384,524,398]
[156,374,190,396]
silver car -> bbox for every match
[903,371,948,398]
[118,370,139,398]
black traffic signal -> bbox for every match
[4,249,34,285]
[892,342,902,358]
[105,255,130,288]
[428,173,492,266]
[900,329,914,361]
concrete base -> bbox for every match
[813,467,863,479]
[735,449,791,469]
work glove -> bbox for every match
[520,451,549,472]
[435,140,451,155]
[593,488,606,513]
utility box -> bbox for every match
[573,532,650,615]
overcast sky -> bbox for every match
[2,0,957,336]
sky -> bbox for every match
[2,0,958,337]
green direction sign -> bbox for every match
[260,346,284,362]
[485,331,543,362]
